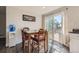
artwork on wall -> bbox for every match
[23,14,36,21]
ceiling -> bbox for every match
[0,6,61,15]
[13,6,61,15]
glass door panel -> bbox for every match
[44,12,64,52]
[44,15,54,51]
[54,15,63,43]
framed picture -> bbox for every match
[23,15,36,21]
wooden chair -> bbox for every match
[21,27,30,52]
[32,29,48,53]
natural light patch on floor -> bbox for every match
[48,40,69,53]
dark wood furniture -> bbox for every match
[22,30,29,52]
[21,29,48,53]
[32,29,48,53]
[21,27,31,52]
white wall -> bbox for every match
[63,6,79,47]
[6,6,42,47]
[67,7,79,32]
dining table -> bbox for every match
[23,30,48,53]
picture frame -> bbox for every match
[23,14,36,21]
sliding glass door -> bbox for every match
[44,12,64,52]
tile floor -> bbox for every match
[0,40,69,53]
[49,40,69,53]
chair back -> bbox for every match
[23,27,29,32]
[21,29,29,40]
[38,29,46,41]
